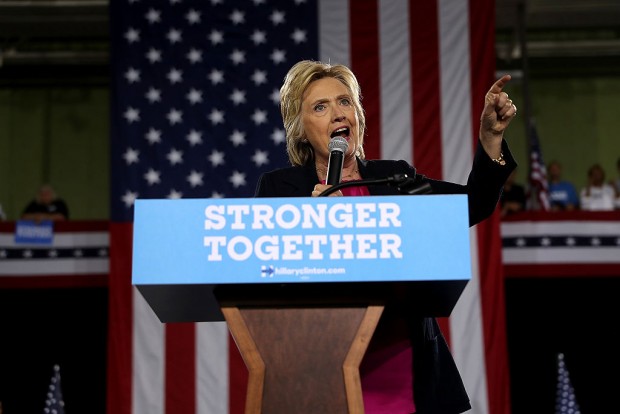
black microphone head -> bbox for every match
[328,136,348,154]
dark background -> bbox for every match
[506,276,620,413]
[0,287,108,414]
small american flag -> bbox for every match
[555,353,581,414]
[43,365,65,414]
[526,119,551,210]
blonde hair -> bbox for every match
[280,60,366,166]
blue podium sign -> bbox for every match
[132,195,471,286]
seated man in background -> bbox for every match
[611,157,620,204]
[21,184,69,221]
[500,169,526,217]
[548,160,579,211]
[580,164,618,211]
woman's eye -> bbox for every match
[340,98,351,106]
[314,103,325,111]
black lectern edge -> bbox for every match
[135,279,469,323]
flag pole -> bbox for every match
[517,0,550,210]
[516,0,534,143]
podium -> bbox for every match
[133,195,471,413]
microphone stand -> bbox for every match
[318,174,432,197]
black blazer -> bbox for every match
[256,140,515,227]
[254,140,516,414]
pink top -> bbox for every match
[336,181,416,413]
[360,339,415,414]
[340,184,370,197]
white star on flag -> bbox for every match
[186,130,202,146]
[124,28,140,43]
[145,128,161,144]
[145,9,161,24]
[166,149,183,165]
[167,29,182,43]
[229,130,246,146]
[251,109,268,125]
[146,49,162,63]
[145,88,161,103]
[252,150,269,167]
[123,148,139,164]
[167,189,183,199]
[229,171,246,188]
[208,150,225,167]
[121,191,138,207]
[144,169,161,185]
[125,68,141,83]
[186,10,201,24]
[124,107,140,123]
[166,108,183,124]
[187,170,204,187]
[186,89,202,104]
[251,70,267,86]
[230,89,246,105]
[187,49,202,64]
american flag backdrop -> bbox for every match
[107,1,511,414]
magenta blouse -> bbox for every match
[339,182,416,414]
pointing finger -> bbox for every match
[489,74,512,94]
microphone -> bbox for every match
[325,136,349,185]
[318,173,432,197]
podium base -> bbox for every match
[221,305,384,414]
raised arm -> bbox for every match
[479,75,518,160]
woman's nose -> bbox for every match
[333,110,346,122]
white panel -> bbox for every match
[378,0,412,162]
[196,322,229,414]
[0,232,108,247]
[439,0,473,185]
[0,258,108,275]
[450,228,489,414]
[318,0,350,66]
[503,248,620,264]
[501,221,620,236]
[132,288,165,414]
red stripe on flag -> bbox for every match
[229,334,248,414]
[476,214,511,414]
[349,0,381,160]
[437,317,452,347]
[410,0,442,177]
[409,0,452,343]
[106,223,134,414]
[165,323,196,414]
[468,0,496,151]
[469,0,512,411]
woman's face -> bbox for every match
[589,166,605,186]
[301,77,360,164]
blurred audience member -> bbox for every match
[21,184,69,221]
[611,157,620,200]
[548,160,579,211]
[500,169,526,217]
[580,164,618,211]
[0,203,6,221]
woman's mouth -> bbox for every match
[330,127,350,140]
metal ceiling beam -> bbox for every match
[0,1,109,38]
[0,0,619,68]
